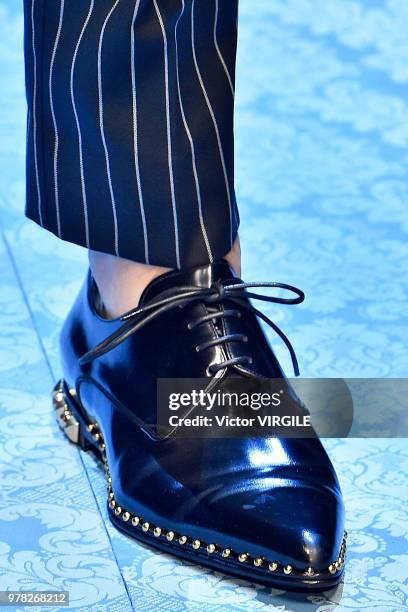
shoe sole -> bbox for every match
[53,378,346,592]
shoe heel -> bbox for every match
[52,379,104,460]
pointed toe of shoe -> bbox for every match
[264,483,345,572]
[198,475,346,585]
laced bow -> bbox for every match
[79,281,305,375]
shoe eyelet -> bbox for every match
[187,322,192,331]
[243,335,248,343]
[195,346,201,353]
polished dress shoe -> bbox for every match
[53,260,346,590]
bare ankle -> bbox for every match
[89,250,172,319]
[89,236,241,319]
[224,235,241,277]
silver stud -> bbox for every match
[305,567,315,576]
[62,409,71,422]
[108,492,114,500]
[269,562,278,572]
[142,522,150,532]
[122,512,130,522]
[92,432,101,441]
[192,540,201,550]
[283,565,292,574]
[206,544,216,554]
[238,553,248,563]
[131,516,140,527]
[254,557,263,567]
[87,423,95,432]
[328,564,336,574]
[99,443,106,451]
[54,391,64,404]
[153,527,162,537]
[179,536,187,545]
[166,531,175,542]
[109,500,115,509]
[114,506,122,516]
[222,549,231,558]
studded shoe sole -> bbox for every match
[53,378,347,592]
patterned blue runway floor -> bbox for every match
[1,1,408,610]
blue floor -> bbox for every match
[1,1,408,610]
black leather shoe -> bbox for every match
[54,260,346,590]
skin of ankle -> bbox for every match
[89,250,171,318]
[225,234,241,277]
[89,235,241,319]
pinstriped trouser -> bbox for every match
[23,0,239,269]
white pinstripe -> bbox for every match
[153,0,181,269]
[49,0,65,237]
[30,0,42,226]
[70,0,94,249]
[131,0,149,264]
[191,0,233,249]
[214,0,234,97]
[175,1,212,262]
[98,0,121,256]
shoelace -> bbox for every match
[79,280,305,375]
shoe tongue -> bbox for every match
[139,259,237,305]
